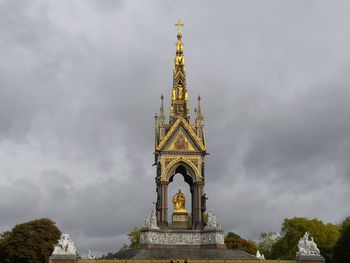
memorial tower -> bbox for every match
[154,19,207,230]
[116,21,257,260]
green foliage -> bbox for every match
[224,232,257,255]
[258,232,277,259]
[0,218,61,263]
[270,217,340,260]
[333,217,350,263]
[128,227,141,248]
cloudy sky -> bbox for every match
[1,0,350,257]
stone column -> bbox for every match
[190,185,195,229]
[193,181,205,229]
[158,181,169,228]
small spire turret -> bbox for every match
[196,96,204,125]
[159,94,166,125]
[195,95,205,141]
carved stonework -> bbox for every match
[190,158,198,167]
[206,211,221,230]
[256,250,265,260]
[52,233,77,256]
[140,229,224,246]
[297,232,320,255]
[164,158,173,168]
[144,211,160,230]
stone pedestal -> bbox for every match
[296,254,325,263]
[170,211,189,229]
[49,255,78,263]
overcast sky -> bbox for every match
[1,0,350,257]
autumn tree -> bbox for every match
[0,218,61,263]
[224,232,257,255]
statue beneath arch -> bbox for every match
[171,189,189,229]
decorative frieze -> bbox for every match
[140,229,224,246]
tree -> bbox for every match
[128,227,141,248]
[0,218,61,263]
[333,217,350,263]
[224,232,257,255]
[258,232,277,259]
[270,217,340,260]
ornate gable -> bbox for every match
[157,117,206,152]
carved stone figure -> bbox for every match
[201,193,208,212]
[87,250,95,259]
[172,88,176,100]
[155,193,160,211]
[172,190,187,212]
[178,85,183,99]
[297,232,320,255]
[206,211,220,229]
[52,233,77,255]
[256,250,265,260]
[144,210,159,230]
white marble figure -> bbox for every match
[256,250,265,260]
[87,250,96,259]
[144,210,159,230]
[297,232,320,255]
[206,211,220,229]
[52,232,77,255]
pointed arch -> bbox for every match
[165,158,199,186]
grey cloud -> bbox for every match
[1,0,350,256]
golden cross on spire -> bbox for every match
[175,19,184,35]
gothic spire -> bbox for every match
[170,19,190,124]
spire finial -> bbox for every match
[175,19,184,35]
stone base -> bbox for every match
[49,255,78,263]
[296,254,325,263]
[114,248,258,260]
[140,228,225,249]
[171,211,189,229]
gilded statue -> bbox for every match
[172,88,176,100]
[178,85,183,99]
[172,190,187,212]
[185,91,188,101]
[177,42,183,53]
